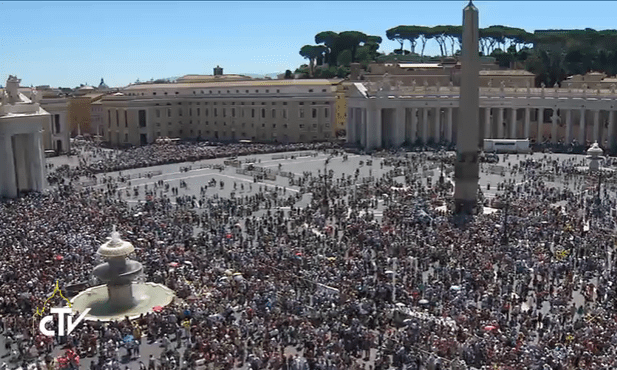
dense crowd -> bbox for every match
[2,144,617,370]
[47,142,341,185]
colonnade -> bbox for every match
[0,130,46,198]
[347,104,617,150]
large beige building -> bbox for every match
[99,76,344,147]
[354,61,535,89]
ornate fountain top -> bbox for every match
[587,141,603,156]
[98,225,135,258]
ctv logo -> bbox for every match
[39,308,91,337]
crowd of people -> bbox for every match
[1,143,617,370]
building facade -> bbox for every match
[0,76,47,197]
[347,82,617,150]
[99,79,342,147]
[39,96,70,154]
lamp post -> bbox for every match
[502,184,513,245]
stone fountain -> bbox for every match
[71,227,174,321]
[587,141,604,171]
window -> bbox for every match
[157,131,161,137]
[168,131,173,136]
[156,109,161,118]
[277,89,280,93]
[299,124,305,129]
[312,109,317,118]
[283,110,288,119]
[125,111,128,127]
[251,109,255,118]
[309,89,313,93]
[272,124,276,128]
[124,133,128,142]
[116,110,119,127]
[197,108,200,116]
[156,122,161,127]
[283,124,288,129]
[223,109,226,118]
[266,89,269,93]
[206,109,209,117]
[178,108,183,116]
[179,129,183,135]
[168,122,172,126]
[272,109,276,118]
[322,89,327,92]
[232,108,235,118]
[324,108,329,118]
[299,109,304,118]
[167,108,171,117]
[189,108,192,116]
[261,109,265,118]
[138,110,146,128]
[54,114,60,134]
[214,109,218,117]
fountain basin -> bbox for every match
[70,282,174,322]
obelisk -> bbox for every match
[454,1,481,214]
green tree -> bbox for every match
[315,31,340,65]
[300,45,327,77]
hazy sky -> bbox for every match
[1,1,616,88]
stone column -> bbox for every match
[347,107,355,144]
[537,107,544,143]
[411,108,418,143]
[565,109,572,143]
[609,110,615,149]
[434,107,441,142]
[0,134,17,198]
[524,108,530,139]
[394,107,405,147]
[484,107,491,139]
[579,108,586,144]
[446,107,453,142]
[367,107,382,150]
[509,108,517,138]
[551,110,559,144]
[422,108,429,143]
[30,131,46,191]
[497,107,504,138]
[593,109,600,143]
[360,108,367,149]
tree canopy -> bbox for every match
[296,24,617,86]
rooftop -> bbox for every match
[123,79,343,91]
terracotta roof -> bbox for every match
[123,79,343,90]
